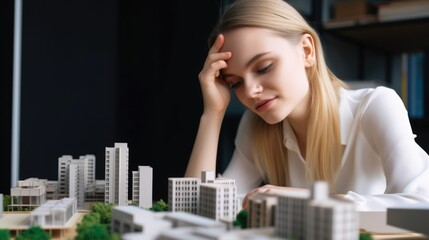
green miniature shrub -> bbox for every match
[0,229,10,240]
[149,199,168,212]
[91,202,114,224]
[15,226,50,240]
[76,203,119,240]
[75,224,109,240]
[233,209,248,229]
[360,232,374,240]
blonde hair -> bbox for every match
[209,0,347,187]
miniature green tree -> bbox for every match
[110,233,121,240]
[76,212,101,237]
[149,199,168,212]
[15,226,51,240]
[233,209,248,229]
[359,232,374,240]
[91,202,114,224]
[76,203,120,240]
[75,224,109,240]
[0,229,10,240]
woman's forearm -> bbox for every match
[185,113,224,178]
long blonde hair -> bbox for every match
[209,0,347,187]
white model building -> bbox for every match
[30,197,77,226]
[58,155,95,195]
[85,179,106,204]
[199,178,237,222]
[119,212,282,240]
[247,192,278,228]
[201,170,215,183]
[10,178,48,211]
[274,181,358,240]
[112,205,170,236]
[105,142,129,206]
[168,172,238,222]
[113,206,226,240]
[306,182,358,240]
[132,166,153,209]
[275,189,310,239]
[69,163,85,209]
[58,155,72,195]
[219,227,284,240]
[168,177,200,214]
[57,154,96,207]
[387,202,429,236]
[45,180,60,200]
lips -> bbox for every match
[255,98,275,112]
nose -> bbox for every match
[243,78,263,99]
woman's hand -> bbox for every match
[242,185,309,210]
[199,34,232,117]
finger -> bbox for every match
[242,187,266,209]
[208,34,225,55]
[242,195,249,209]
[242,191,253,209]
[199,59,228,81]
[204,52,232,71]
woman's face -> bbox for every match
[220,27,312,124]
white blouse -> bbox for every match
[222,86,429,211]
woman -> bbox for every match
[185,0,429,211]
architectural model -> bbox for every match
[387,202,429,236]
[0,197,80,239]
[112,181,359,240]
[0,142,405,240]
[132,165,153,209]
[58,154,96,208]
[168,171,238,222]
[199,177,238,222]
[9,178,48,211]
[247,192,277,228]
[5,142,134,211]
[305,182,358,240]
[274,188,310,239]
[111,205,227,240]
[168,177,201,214]
[30,198,77,227]
[1,142,160,239]
[105,142,129,206]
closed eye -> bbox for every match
[230,80,242,89]
[257,63,272,74]
[221,73,243,89]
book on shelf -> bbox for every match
[394,51,425,118]
[377,0,429,22]
[407,52,425,118]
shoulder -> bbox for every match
[341,86,403,111]
[364,86,404,112]
[341,86,398,102]
[343,86,408,128]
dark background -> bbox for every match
[0,0,230,202]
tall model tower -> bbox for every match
[58,154,95,208]
[132,165,153,209]
[105,142,129,206]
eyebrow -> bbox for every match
[222,51,271,79]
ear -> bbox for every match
[300,33,315,68]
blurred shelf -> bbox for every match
[324,17,429,53]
